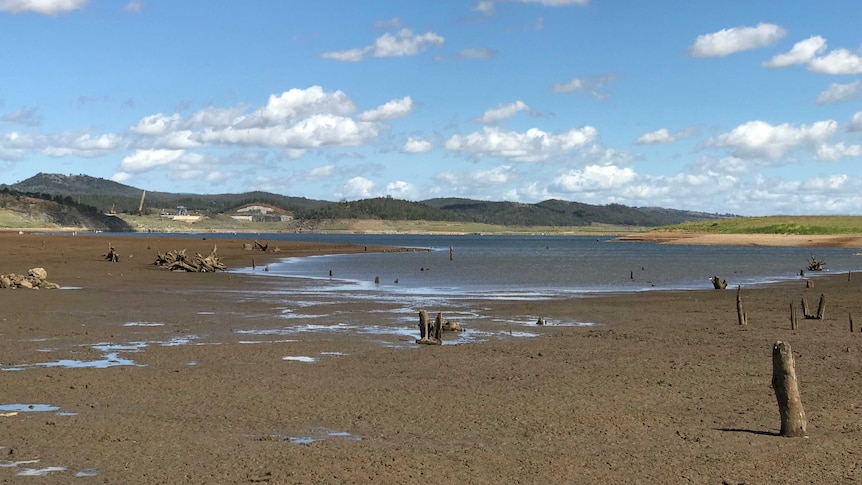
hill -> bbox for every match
[0,190,133,231]
[3,173,728,229]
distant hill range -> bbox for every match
[1,173,731,228]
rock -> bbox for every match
[28,267,48,281]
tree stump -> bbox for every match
[536,316,545,326]
[416,309,441,345]
[710,276,727,290]
[772,341,807,437]
[104,244,120,262]
[736,286,747,326]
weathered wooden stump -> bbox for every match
[802,294,826,319]
[790,303,798,330]
[736,286,747,326]
[772,341,807,437]
[536,316,545,326]
[104,243,120,262]
[710,276,727,290]
[416,309,441,345]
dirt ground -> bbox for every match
[0,232,861,484]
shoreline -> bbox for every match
[0,232,860,483]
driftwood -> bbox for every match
[536,316,545,326]
[806,255,824,271]
[104,243,120,262]
[802,293,826,320]
[153,245,227,272]
[437,312,464,332]
[416,309,442,345]
[710,276,727,290]
[243,240,280,253]
[772,341,807,437]
[736,286,747,326]
[0,267,60,289]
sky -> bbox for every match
[1,1,862,215]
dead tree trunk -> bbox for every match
[736,286,747,326]
[104,243,120,262]
[803,294,826,319]
[772,341,807,437]
[711,276,727,290]
[416,309,441,345]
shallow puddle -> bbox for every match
[282,356,318,363]
[0,404,60,413]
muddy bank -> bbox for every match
[0,232,860,484]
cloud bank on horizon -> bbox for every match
[1,0,861,215]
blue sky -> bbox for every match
[2,0,862,215]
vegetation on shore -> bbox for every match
[660,216,862,235]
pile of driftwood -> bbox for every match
[152,246,227,272]
[807,255,825,271]
[242,240,280,253]
[0,267,60,289]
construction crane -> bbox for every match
[138,190,146,216]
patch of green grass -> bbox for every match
[660,216,862,235]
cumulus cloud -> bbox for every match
[340,176,375,199]
[635,127,693,145]
[815,142,862,161]
[550,165,637,193]
[809,48,862,74]
[128,86,389,151]
[849,111,862,132]
[689,23,786,58]
[402,137,432,153]
[549,74,615,99]
[0,0,88,14]
[321,28,444,62]
[815,80,861,104]
[357,97,413,122]
[477,101,532,124]
[707,119,837,159]
[112,148,207,183]
[763,35,827,68]
[445,126,597,162]
[42,132,124,157]
[385,180,414,198]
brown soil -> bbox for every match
[0,232,861,484]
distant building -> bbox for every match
[228,203,294,223]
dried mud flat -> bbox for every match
[0,232,861,484]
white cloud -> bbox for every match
[815,80,861,104]
[815,142,862,161]
[385,180,414,198]
[477,101,531,124]
[849,111,862,132]
[689,23,786,58]
[0,0,88,14]
[763,35,827,68]
[127,86,387,151]
[549,74,615,99]
[550,165,637,193]
[340,176,375,199]
[445,126,597,162]
[322,29,444,62]
[117,149,187,173]
[357,96,413,122]
[635,128,693,145]
[1,106,42,126]
[809,48,862,74]
[473,1,494,15]
[131,113,181,135]
[402,137,432,153]
[42,132,124,157]
[707,120,837,159]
